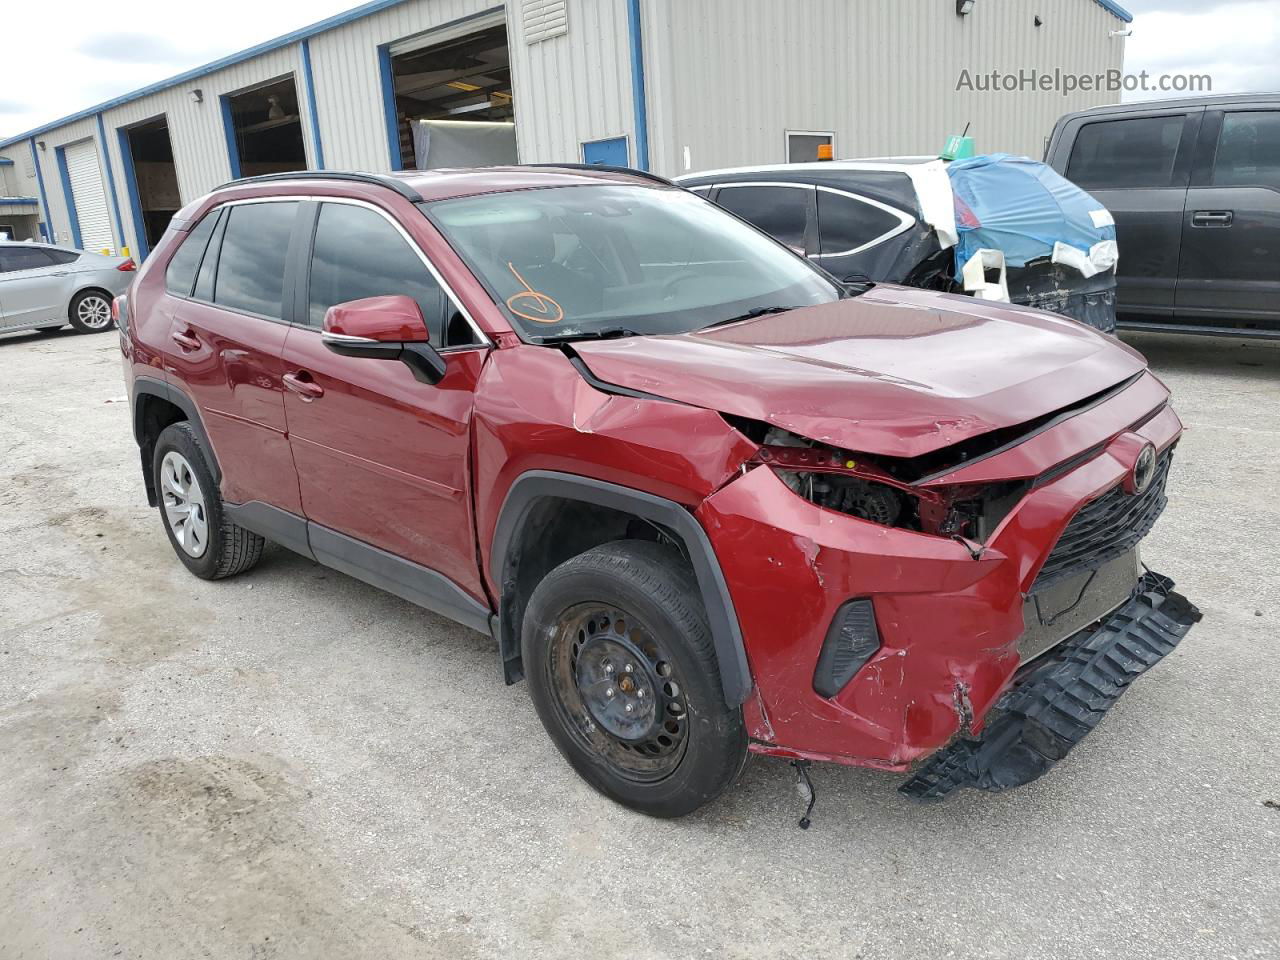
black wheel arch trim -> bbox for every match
[491,471,754,707]
[132,375,222,490]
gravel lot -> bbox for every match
[1,325,1277,960]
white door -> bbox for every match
[65,139,114,254]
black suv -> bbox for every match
[1047,93,1280,339]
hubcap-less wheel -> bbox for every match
[160,451,209,557]
[76,294,112,330]
[550,604,689,781]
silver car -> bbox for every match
[0,241,135,336]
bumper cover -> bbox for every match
[899,571,1201,801]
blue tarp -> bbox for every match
[945,153,1116,277]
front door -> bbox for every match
[280,199,488,600]
[1061,110,1201,316]
[0,245,63,329]
[1176,107,1280,331]
[162,199,304,515]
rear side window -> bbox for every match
[192,211,227,302]
[715,185,811,252]
[1213,111,1280,189]
[817,190,907,255]
[165,211,220,297]
[0,246,55,272]
[1066,115,1186,189]
[307,202,456,342]
[45,250,80,265]
[213,202,298,318]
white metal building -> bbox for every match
[0,0,1131,259]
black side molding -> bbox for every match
[132,376,222,488]
[491,471,754,707]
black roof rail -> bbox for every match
[216,170,423,202]
[521,163,677,187]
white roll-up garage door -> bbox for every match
[64,139,114,254]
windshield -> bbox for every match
[424,184,840,341]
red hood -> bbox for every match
[573,285,1146,459]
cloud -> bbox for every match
[76,32,212,65]
[1124,1,1280,98]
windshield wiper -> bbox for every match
[531,326,643,345]
[701,305,801,330]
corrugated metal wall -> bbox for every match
[507,0,636,165]
[643,0,1126,176]
[4,0,1128,255]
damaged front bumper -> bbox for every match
[900,571,1201,800]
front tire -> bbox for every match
[68,289,114,333]
[152,422,263,580]
[522,540,747,817]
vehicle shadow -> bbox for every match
[0,326,76,347]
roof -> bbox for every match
[202,166,665,207]
[1073,91,1280,117]
[0,0,413,149]
[1093,0,1133,23]
[675,158,937,182]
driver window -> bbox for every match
[308,202,477,346]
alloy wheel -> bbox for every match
[76,294,112,330]
[160,451,209,557]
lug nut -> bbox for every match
[624,663,634,673]
[605,687,614,698]
[637,689,646,698]
[624,703,634,713]
[604,662,614,674]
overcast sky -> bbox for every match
[1,0,1277,139]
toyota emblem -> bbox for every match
[1131,443,1156,495]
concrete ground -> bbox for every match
[0,325,1276,960]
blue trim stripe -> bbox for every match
[116,126,150,260]
[0,198,39,206]
[28,139,53,243]
[55,144,84,248]
[299,39,325,169]
[0,157,14,165]
[96,113,126,254]
[1093,0,1133,23]
[625,0,650,171]
[221,96,242,179]
[377,43,402,170]
[0,0,414,150]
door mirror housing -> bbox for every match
[320,295,447,385]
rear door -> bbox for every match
[0,245,64,329]
[162,199,304,515]
[1176,106,1280,331]
[280,198,489,600]
[1058,109,1201,317]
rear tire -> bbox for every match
[152,422,263,580]
[68,290,113,333]
[522,540,747,817]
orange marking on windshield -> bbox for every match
[505,262,564,324]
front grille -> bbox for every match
[1031,450,1172,592]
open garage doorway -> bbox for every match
[384,17,515,170]
[120,117,179,256]
[223,76,307,178]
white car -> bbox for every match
[0,241,136,335]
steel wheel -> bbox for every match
[160,451,209,558]
[548,603,690,782]
[75,293,112,330]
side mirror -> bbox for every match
[320,295,447,385]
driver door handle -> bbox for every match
[283,370,324,401]
[1191,210,1233,228]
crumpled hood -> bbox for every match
[572,285,1147,459]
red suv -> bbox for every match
[119,166,1200,816]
